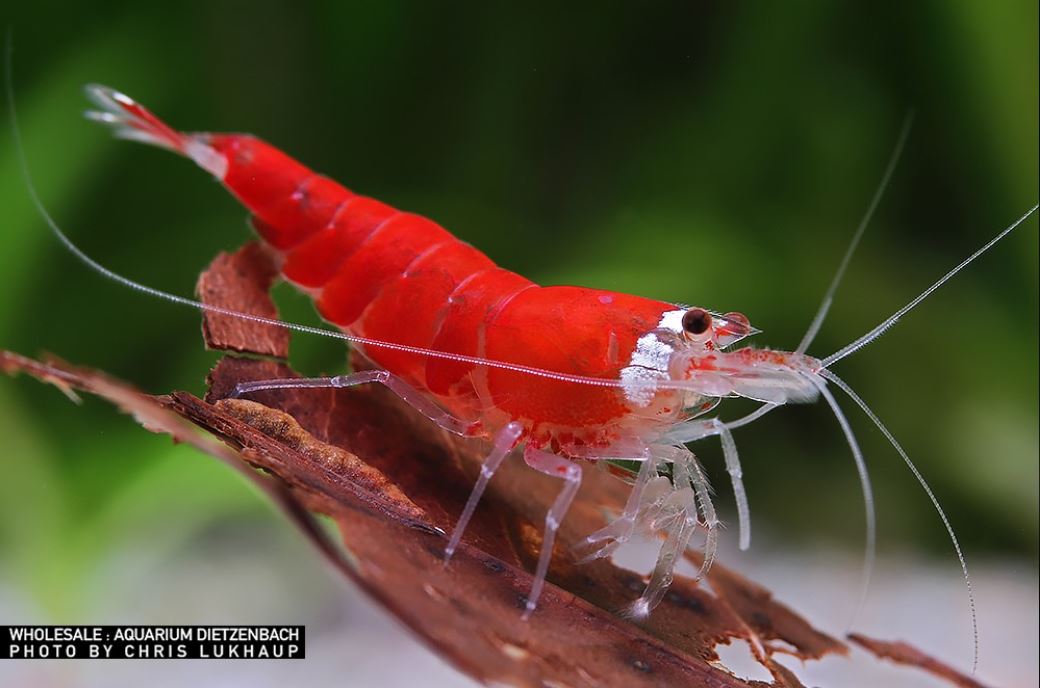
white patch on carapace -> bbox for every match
[620,366,665,407]
[657,308,687,334]
[620,321,679,407]
[629,332,672,371]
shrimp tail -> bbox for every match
[84,84,227,179]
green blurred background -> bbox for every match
[1,0,1036,640]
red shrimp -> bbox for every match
[67,86,1036,660]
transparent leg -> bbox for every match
[521,445,583,619]
[618,444,714,618]
[711,419,751,550]
[624,483,698,619]
[575,447,660,563]
[667,445,719,582]
[230,369,477,436]
[663,413,755,550]
[443,421,524,559]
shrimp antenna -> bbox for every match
[822,204,1039,368]
[795,114,911,625]
[819,368,979,673]
[806,374,875,635]
[797,111,914,354]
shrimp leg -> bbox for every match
[660,445,718,583]
[623,444,716,618]
[575,450,662,563]
[664,416,751,547]
[662,404,778,550]
[708,419,750,550]
[444,421,524,558]
[573,441,718,617]
[661,417,752,552]
[230,370,478,436]
[521,445,583,618]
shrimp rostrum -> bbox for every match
[30,86,1036,648]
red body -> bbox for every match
[84,86,868,625]
[203,134,681,446]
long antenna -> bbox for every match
[820,368,978,673]
[809,374,876,635]
[797,112,914,354]
[822,204,1039,368]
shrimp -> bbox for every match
[81,85,757,618]
[11,79,1036,669]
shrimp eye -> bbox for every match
[682,308,712,336]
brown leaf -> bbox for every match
[4,351,752,687]
[848,633,992,688]
[3,241,886,687]
[686,549,846,662]
[195,241,290,358]
[194,246,849,677]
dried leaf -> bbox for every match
[4,351,752,687]
[195,241,290,358]
[0,241,982,688]
[848,633,992,688]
